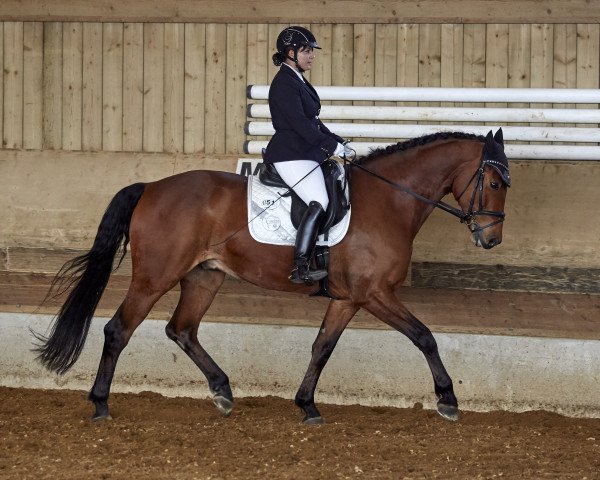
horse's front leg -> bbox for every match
[363,289,459,421]
[295,299,358,424]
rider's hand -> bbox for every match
[342,142,354,158]
[334,142,345,157]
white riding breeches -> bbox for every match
[274,160,329,210]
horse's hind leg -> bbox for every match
[89,281,166,421]
[295,299,358,424]
[363,290,459,421]
[165,267,233,416]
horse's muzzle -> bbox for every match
[472,230,502,249]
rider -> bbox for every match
[263,26,351,285]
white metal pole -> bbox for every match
[247,104,600,124]
[247,85,600,103]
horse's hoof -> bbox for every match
[303,416,324,425]
[213,395,233,417]
[437,403,459,422]
[91,413,112,422]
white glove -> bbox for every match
[342,143,354,158]
[333,142,345,157]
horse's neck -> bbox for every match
[366,140,482,233]
[376,140,480,202]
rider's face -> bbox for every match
[296,47,314,71]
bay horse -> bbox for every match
[35,129,510,424]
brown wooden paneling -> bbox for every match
[164,23,185,153]
[3,22,23,149]
[23,22,43,150]
[42,22,62,149]
[122,23,144,151]
[2,1,600,24]
[204,23,226,154]
[183,23,206,154]
[4,21,600,156]
[143,23,164,152]
[102,23,123,151]
[62,22,82,150]
[82,23,102,151]
[225,24,247,154]
[1,271,598,340]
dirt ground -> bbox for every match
[0,387,598,480]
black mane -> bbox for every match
[355,131,485,164]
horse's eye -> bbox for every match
[490,181,500,190]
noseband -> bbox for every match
[347,145,507,232]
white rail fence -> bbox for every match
[244,86,600,161]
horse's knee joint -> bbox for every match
[415,333,437,353]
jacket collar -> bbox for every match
[279,65,320,104]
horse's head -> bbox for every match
[452,129,510,249]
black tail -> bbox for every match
[33,183,146,375]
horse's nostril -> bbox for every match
[487,237,500,248]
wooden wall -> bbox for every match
[1,22,599,154]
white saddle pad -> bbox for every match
[247,168,351,247]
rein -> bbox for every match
[345,145,506,232]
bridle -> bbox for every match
[346,143,507,233]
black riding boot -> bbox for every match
[289,201,328,285]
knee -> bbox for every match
[414,332,437,353]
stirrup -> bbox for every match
[289,266,328,286]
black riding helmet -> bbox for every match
[272,26,320,72]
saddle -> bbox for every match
[258,159,350,236]
[258,157,351,299]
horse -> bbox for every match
[34,129,510,424]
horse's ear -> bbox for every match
[485,130,494,144]
[494,128,504,147]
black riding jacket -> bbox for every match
[263,65,344,164]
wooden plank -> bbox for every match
[530,24,553,128]
[23,22,43,150]
[246,24,268,87]
[396,23,419,120]
[417,24,441,87]
[2,1,600,24]
[164,23,185,153]
[102,23,123,151]
[2,271,599,340]
[245,24,268,144]
[530,24,553,88]
[485,24,508,115]
[462,24,486,93]
[507,24,531,137]
[576,24,600,130]
[204,23,226,154]
[122,23,143,152]
[62,22,82,150]
[375,24,397,88]
[143,23,164,152]
[353,24,375,88]
[3,22,23,149]
[81,23,102,151]
[309,24,332,89]
[440,24,463,89]
[374,24,397,141]
[331,24,353,88]
[225,23,246,154]
[183,23,206,154]
[553,24,577,90]
[42,22,62,150]
[353,24,375,140]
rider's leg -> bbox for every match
[274,161,329,284]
